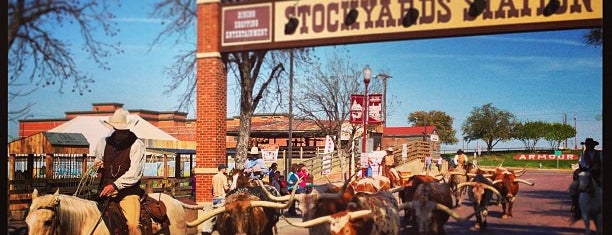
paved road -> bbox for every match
[9,169,593,235]
[274,169,591,235]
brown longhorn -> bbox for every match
[186,179,300,227]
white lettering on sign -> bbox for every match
[225,28,269,39]
[238,10,256,19]
[235,20,259,29]
[514,154,578,161]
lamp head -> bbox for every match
[363,65,372,83]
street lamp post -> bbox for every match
[574,114,577,150]
[361,65,372,178]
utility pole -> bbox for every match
[563,113,567,149]
[375,73,392,124]
[287,49,294,177]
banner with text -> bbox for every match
[322,135,335,175]
[514,154,578,161]
[260,144,279,163]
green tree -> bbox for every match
[462,103,518,153]
[408,110,458,145]
[514,121,548,151]
[543,122,576,150]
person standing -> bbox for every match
[297,164,310,194]
[203,164,230,235]
[436,155,443,172]
[286,163,299,216]
[453,149,468,170]
[268,163,278,183]
[95,108,145,235]
[270,170,281,193]
[424,154,432,173]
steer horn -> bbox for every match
[513,166,528,177]
[257,177,303,201]
[179,201,208,210]
[436,203,476,222]
[467,173,493,178]
[315,171,357,200]
[281,210,372,228]
[186,206,226,227]
[389,185,405,194]
[514,179,535,186]
[456,182,502,197]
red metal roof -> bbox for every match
[383,126,437,136]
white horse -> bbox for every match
[26,189,191,235]
[577,171,602,235]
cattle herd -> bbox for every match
[185,165,535,235]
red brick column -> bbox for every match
[195,0,226,203]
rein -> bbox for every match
[74,165,100,197]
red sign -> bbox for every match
[349,94,364,124]
[350,94,383,124]
[222,5,271,45]
[513,154,578,161]
[368,94,382,124]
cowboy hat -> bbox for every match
[102,108,137,130]
[386,147,394,152]
[457,149,464,154]
[218,164,227,170]
[249,146,260,155]
[580,138,599,147]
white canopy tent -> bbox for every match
[48,115,178,155]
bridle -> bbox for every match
[34,201,61,235]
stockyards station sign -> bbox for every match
[219,0,601,52]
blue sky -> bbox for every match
[8,1,602,151]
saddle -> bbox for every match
[101,195,170,235]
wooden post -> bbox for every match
[9,154,15,181]
[45,153,53,179]
[163,154,168,179]
[175,153,181,178]
[81,154,88,176]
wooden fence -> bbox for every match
[8,177,192,221]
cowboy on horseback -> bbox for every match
[244,146,269,180]
[381,147,401,186]
[569,138,602,222]
[95,108,146,235]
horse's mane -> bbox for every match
[31,193,103,235]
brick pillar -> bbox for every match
[195,0,226,203]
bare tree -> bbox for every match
[8,0,122,121]
[150,0,313,169]
[294,47,363,148]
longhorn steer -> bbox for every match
[447,168,468,208]
[258,174,357,235]
[457,173,502,231]
[491,170,535,219]
[398,175,440,226]
[284,190,401,235]
[399,181,474,235]
[186,186,296,235]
